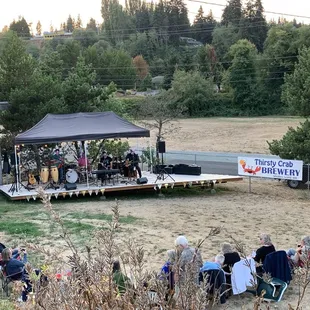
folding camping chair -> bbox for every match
[0,264,25,297]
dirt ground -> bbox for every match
[136,117,303,153]
[43,178,309,309]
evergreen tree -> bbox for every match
[9,17,31,38]
[192,7,216,44]
[87,18,98,32]
[228,39,258,113]
[0,31,35,99]
[66,15,74,32]
[76,14,83,28]
[166,0,190,45]
[36,20,42,35]
[153,0,169,44]
[221,0,243,27]
[135,1,151,32]
[239,0,268,52]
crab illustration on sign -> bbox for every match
[239,159,261,175]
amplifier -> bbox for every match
[137,177,148,184]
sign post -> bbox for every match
[238,157,303,192]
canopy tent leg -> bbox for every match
[14,145,19,193]
[0,146,2,186]
[84,141,89,188]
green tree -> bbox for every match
[212,24,241,65]
[97,49,136,89]
[9,17,31,38]
[36,20,42,35]
[196,44,223,91]
[192,7,216,44]
[75,14,83,28]
[66,15,75,32]
[56,39,81,70]
[0,31,35,99]
[268,120,310,163]
[221,0,243,27]
[153,0,169,44]
[135,1,151,31]
[239,0,268,52]
[167,0,190,45]
[62,56,116,113]
[39,50,64,80]
[101,0,134,44]
[138,90,184,158]
[228,39,258,113]
[0,70,63,133]
[72,29,99,48]
[171,70,215,116]
[282,47,310,116]
[263,23,299,111]
[87,18,98,32]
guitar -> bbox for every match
[28,173,36,185]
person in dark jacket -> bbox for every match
[221,243,240,297]
[1,248,31,301]
[254,233,276,275]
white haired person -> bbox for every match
[199,254,226,305]
[288,236,310,268]
[174,236,203,285]
[253,233,276,274]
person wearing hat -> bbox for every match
[52,149,64,183]
[125,149,142,178]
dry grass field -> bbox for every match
[1,117,309,309]
[137,117,304,153]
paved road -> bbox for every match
[138,149,279,176]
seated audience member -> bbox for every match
[160,250,176,295]
[287,236,310,268]
[199,254,226,305]
[200,254,225,273]
[112,260,131,295]
[253,233,276,274]
[1,248,31,301]
[174,236,203,285]
[221,243,240,296]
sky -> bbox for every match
[1,0,310,33]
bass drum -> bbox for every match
[66,169,78,184]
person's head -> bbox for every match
[112,260,121,273]
[167,249,176,263]
[214,254,225,266]
[130,149,135,155]
[103,151,107,158]
[175,236,189,250]
[221,242,233,254]
[300,236,310,248]
[1,248,12,261]
[55,149,59,154]
[259,233,272,246]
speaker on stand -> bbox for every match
[155,141,175,183]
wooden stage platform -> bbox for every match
[0,172,243,201]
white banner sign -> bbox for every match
[238,157,303,181]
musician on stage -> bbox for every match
[99,151,113,170]
[98,151,113,182]
[53,149,64,183]
[125,149,142,178]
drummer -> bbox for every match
[78,152,90,171]
[52,149,64,183]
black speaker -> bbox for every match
[158,141,166,153]
[65,183,77,190]
[136,177,148,184]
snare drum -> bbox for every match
[66,169,78,184]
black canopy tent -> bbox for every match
[11,112,150,191]
[15,112,150,144]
